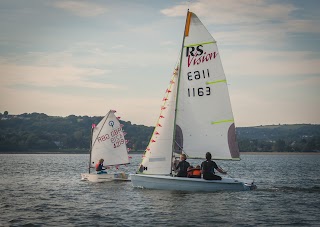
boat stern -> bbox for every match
[244,181,257,190]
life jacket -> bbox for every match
[192,169,201,177]
[95,162,102,171]
[187,167,201,178]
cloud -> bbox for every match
[0,87,161,126]
[53,0,107,17]
[223,50,320,77]
[0,63,119,89]
[212,21,320,50]
[231,85,320,127]
[282,76,320,89]
[1,0,319,127]
[111,44,125,49]
[160,41,175,46]
[161,0,295,22]
[286,19,320,33]
[161,0,319,34]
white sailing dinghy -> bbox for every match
[130,11,256,191]
[81,110,130,182]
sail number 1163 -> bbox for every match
[188,87,211,97]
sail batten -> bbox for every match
[206,79,227,85]
[211,119,234,124]
[184,41,216,47]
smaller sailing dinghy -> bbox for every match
[130,11,256,191]
[81,110,131,182]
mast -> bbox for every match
[170,10,192,175]
[88,126,94,174]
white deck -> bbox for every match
[81,172,130,183]
[130,174,256,192]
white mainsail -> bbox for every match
[176,12,239,160]
[90,110,129,167]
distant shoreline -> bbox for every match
[241,152,320,155]
[0,151,319,155]
[0,151,88,154]
[0,150,145,154]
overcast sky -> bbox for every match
[1,0,319,127]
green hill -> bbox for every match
[0,112,319,153]
[237,124,320,152]
[0,112,153,153]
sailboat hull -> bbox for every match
[130,174,256,191]
[81,172,130,183]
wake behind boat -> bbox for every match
[130,11,256,191]
[81,110,131,182]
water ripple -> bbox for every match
[0,153,319,226]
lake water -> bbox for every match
[0,153,319,226]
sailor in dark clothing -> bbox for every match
[174,154,190,177]
[201,152,227,180]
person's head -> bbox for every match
[180,154,187,161]
[205,152,212,160]
[99,158,104,163]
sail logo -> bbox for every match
[97,134,110,142]
[97,127,122,143]
[186,45,203,56]
[110,127,122,137]
[186,45,218,67]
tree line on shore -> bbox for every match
[0,112,319,153]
